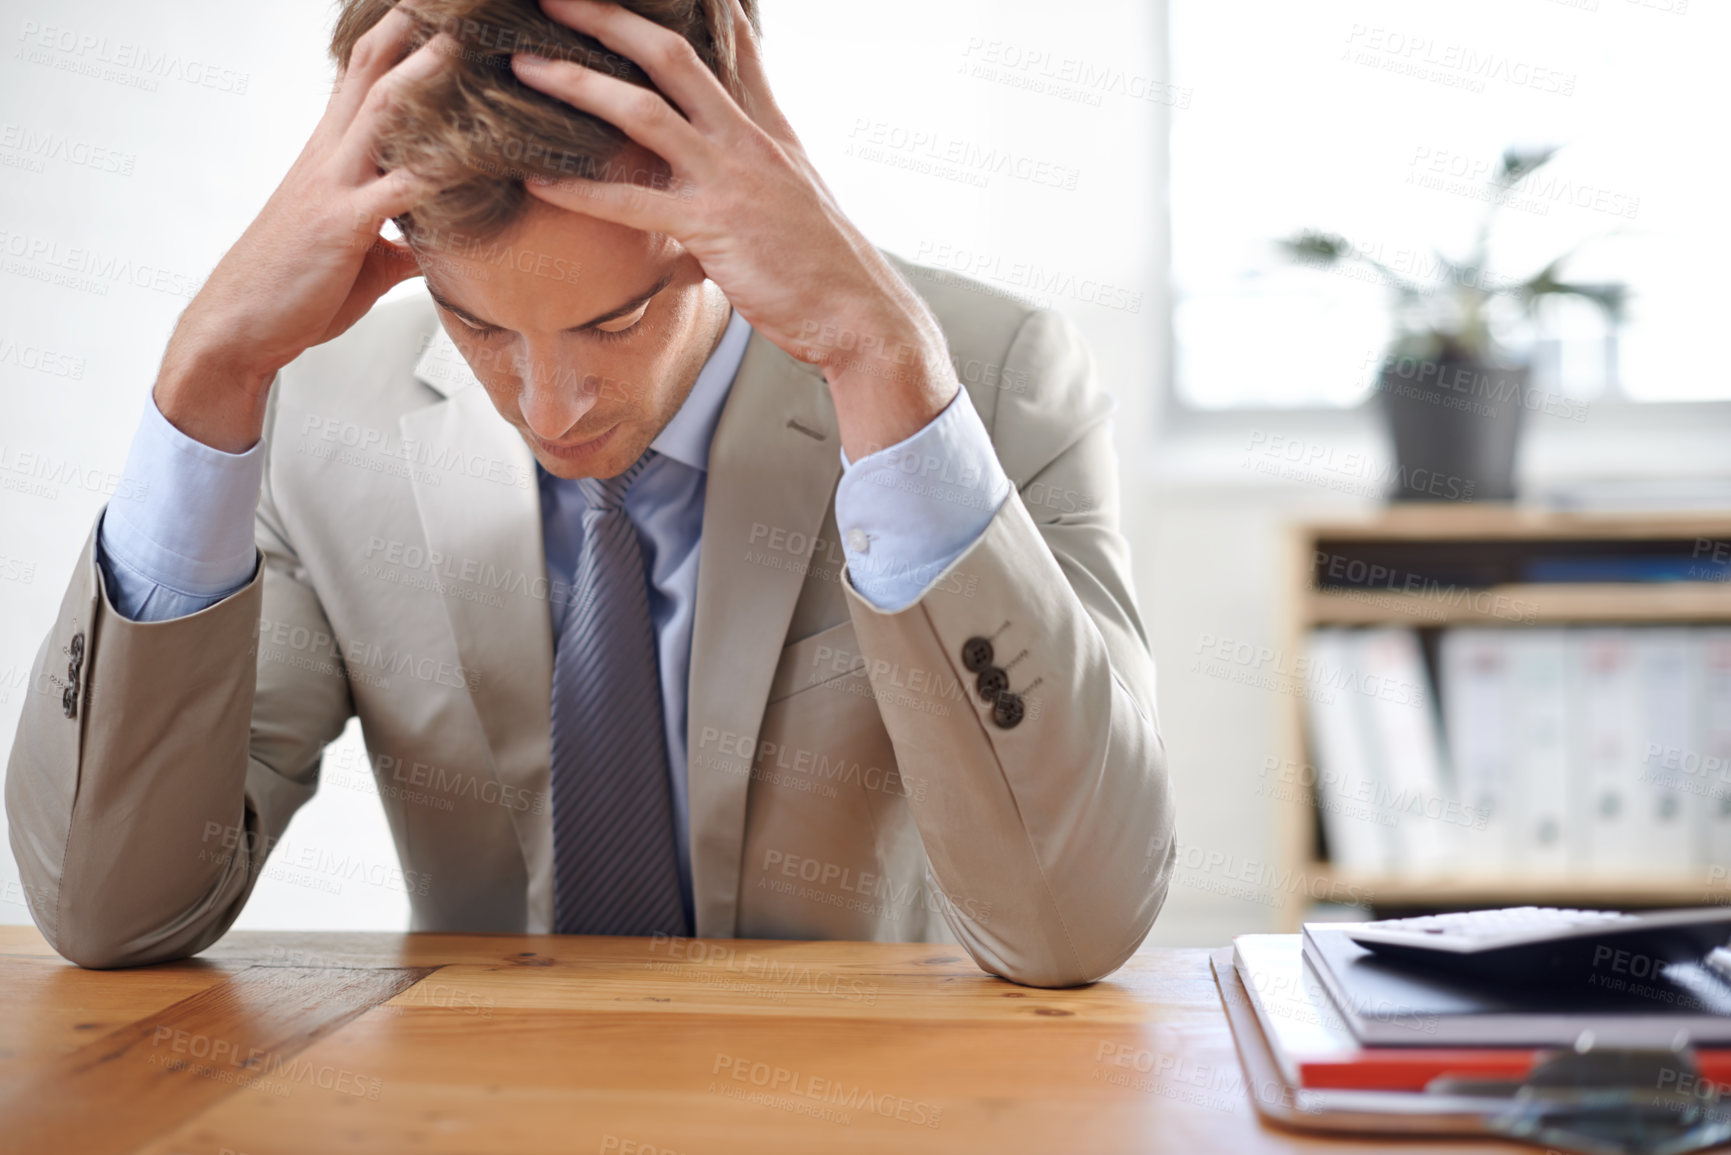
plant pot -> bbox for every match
[1375,355,1528,502]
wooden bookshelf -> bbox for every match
[1276,504,1731,930]
[1303,872,1719,912]
[1308,582,1731,627]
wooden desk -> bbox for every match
[0,925,1524,1154]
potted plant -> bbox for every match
[1279,146,1625,502]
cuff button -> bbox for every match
[961,637,994,673]
[992,693,1025,730]
[975,665,1008,701]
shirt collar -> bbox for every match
[650,306,753,473]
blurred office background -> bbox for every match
[1,0,1726,945]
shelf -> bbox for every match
[1306,581,1731,626]
[1307,867,1722,910]
[1304,504,1731,542]
[1275,508,1731,930]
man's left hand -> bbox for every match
[511,0,958,457]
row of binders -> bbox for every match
[1305,626,1731,879]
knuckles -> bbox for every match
[348,23,393,75]
[626,87,670,126]
[362,76,402,114]
[649,35,701,76]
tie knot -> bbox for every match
[576,449,656,512]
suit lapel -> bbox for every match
[403,329,553,914]
[688,332,841,937]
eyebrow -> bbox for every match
[427,270,676,332]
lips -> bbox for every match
[532,424,618,460]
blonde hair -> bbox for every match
[329,0,759,241]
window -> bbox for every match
[1168,0,1727,410]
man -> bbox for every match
[5,0,1176,988]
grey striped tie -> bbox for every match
[550,449,688,936]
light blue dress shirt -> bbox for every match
[97,305,1012,905]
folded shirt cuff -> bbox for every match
[100,394,266,597]
[835,388,1011,612]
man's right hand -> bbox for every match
[154,9,445,453]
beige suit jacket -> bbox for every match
[6,254,1177,987]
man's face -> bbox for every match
[414,191,729,481]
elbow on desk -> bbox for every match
[968,911,1158,989]
[50,928,189,969]
[1012,784,1180,990]
[30,895,218,970]
[48,918,224,971]
[8,827,228,970]
[47,930,158,971]
[981,689,1177,989]
[38,856,241,970]
[981,946,1138,990]
[961,856,1177,989]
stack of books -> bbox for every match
[1212,922,1731,1147]
[1223,928,1731,1095]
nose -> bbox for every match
[516,344,600,441]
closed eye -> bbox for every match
[432,283,660,341]
[453,314,507,340]
[589,301,651,342]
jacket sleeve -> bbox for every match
[4,388,354,968]
[840,307,1177,988]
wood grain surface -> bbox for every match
[0,925,1535,1154]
